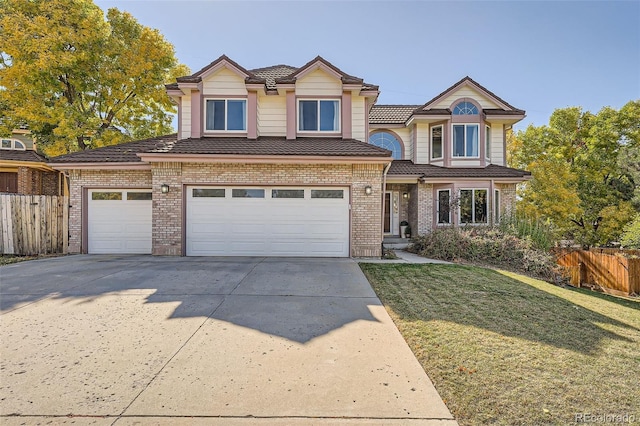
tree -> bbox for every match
[508,102,640,246]
[0,0,189,155]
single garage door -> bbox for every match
[87,189,152,254]
[186,186,349,257]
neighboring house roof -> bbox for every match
[369,105,422,124]
[49,135,392,163]
[49,134,178,163]
[388,160,531,179]
[0,149,48,163]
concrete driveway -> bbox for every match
[0,255,456,425]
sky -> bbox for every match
[94,0,640,132]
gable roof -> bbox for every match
[48,134,391,164]
[275,55,364,85]
[249,64,299,90]
[388,160,531,179]
[418,76,524,113]
[175,54,264,85]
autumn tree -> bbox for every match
[0,0,189,156]
[508,102,640,247]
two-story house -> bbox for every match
[49,55,529,257]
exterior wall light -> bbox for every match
[160,184,170,194]
[364,185,372,195]
[403,192,409,199]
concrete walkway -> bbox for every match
[0,255,457,425]
[357,250,453,265]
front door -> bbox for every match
[384,191,400,235]
[384,193,391,233]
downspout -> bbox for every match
[489,178,495,226]
[380,161,392,257]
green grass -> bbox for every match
[360,263,640,426]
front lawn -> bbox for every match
[360,263,640,426]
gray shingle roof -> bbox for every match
[369,105,422,124]
[388,160,530,179]
[49,134,177,163]
[151,137,391,157]
[250,65,299,90]
[49,135,391,163]
[0,149,48,163]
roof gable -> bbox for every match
[419,76,523,113]
[276,56,363,85]
[176,54,265,85]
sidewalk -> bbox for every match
[357,250,452,264]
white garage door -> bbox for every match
[186,186,349,257]
[87,189,152,254]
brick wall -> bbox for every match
[67,169,152,253]
[496,183,517,219]
[16,167,61,195]
[67,162,384,257]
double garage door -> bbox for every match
[87,186,350,257]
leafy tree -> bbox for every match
[509,102,640,246]
[620,213,640,249]
[0,0,188,156]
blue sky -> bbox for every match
[94,0,640,132]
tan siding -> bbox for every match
[351,96,366,141]
[393,127,412,161]
[295,68,342,96]
[415,123,430,164]
[432,87,500,110]
[490,123,505,166]
[257,95,286,136]
[202,68,248,96]
[181,93,192,140]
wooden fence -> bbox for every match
[555,248,640,296]
[0,194,68,255]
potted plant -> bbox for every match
[404,225,412,238]
[400,220,409,238]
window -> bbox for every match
[1,139,10,149]
[311,189,343,199]
[193,188,225,198]
[298,100,339,132]
[452,101,479,115]
[369,132,402,160]
[494,189,500,223]
[205,99,246,131]
[486,125,491,159]
[1,139,26,150]
[431,126,443,159]
[437,190,451,224]
[126,192,152,200]
[91,192,122,201]
[232,188,264,198]
[453,124,479,157]
[459,189,487,224]
[272,189,304,199]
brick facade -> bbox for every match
[17,167,61,195]
[67,162,385,257]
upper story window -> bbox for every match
[452,101,479,115]
[205,99,247,132]
[369,132,402,160]
[1,139,26,150]
[485,125,491,160]
[431,126,443,159]
[298,100,340,132]
[453,124,479,157]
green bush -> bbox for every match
[620,214,640,249]
[498,214,554,251]
[409,226,557,279]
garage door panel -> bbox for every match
[186,186,349,257]
[88,189,152,254]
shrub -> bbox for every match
[620,214,640,249]
[498,214,555,251]
[409,226,558,279]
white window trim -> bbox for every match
[485,125,491,161]
[431,125,443,160]
[204,98,247,133]
[297,99,341,133]
[437,189,451,225]
[452,124,480,158]
[1,138,26,151]
[458,188,488,225]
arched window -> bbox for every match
[369,132,403,160]
[452,101,479,115]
